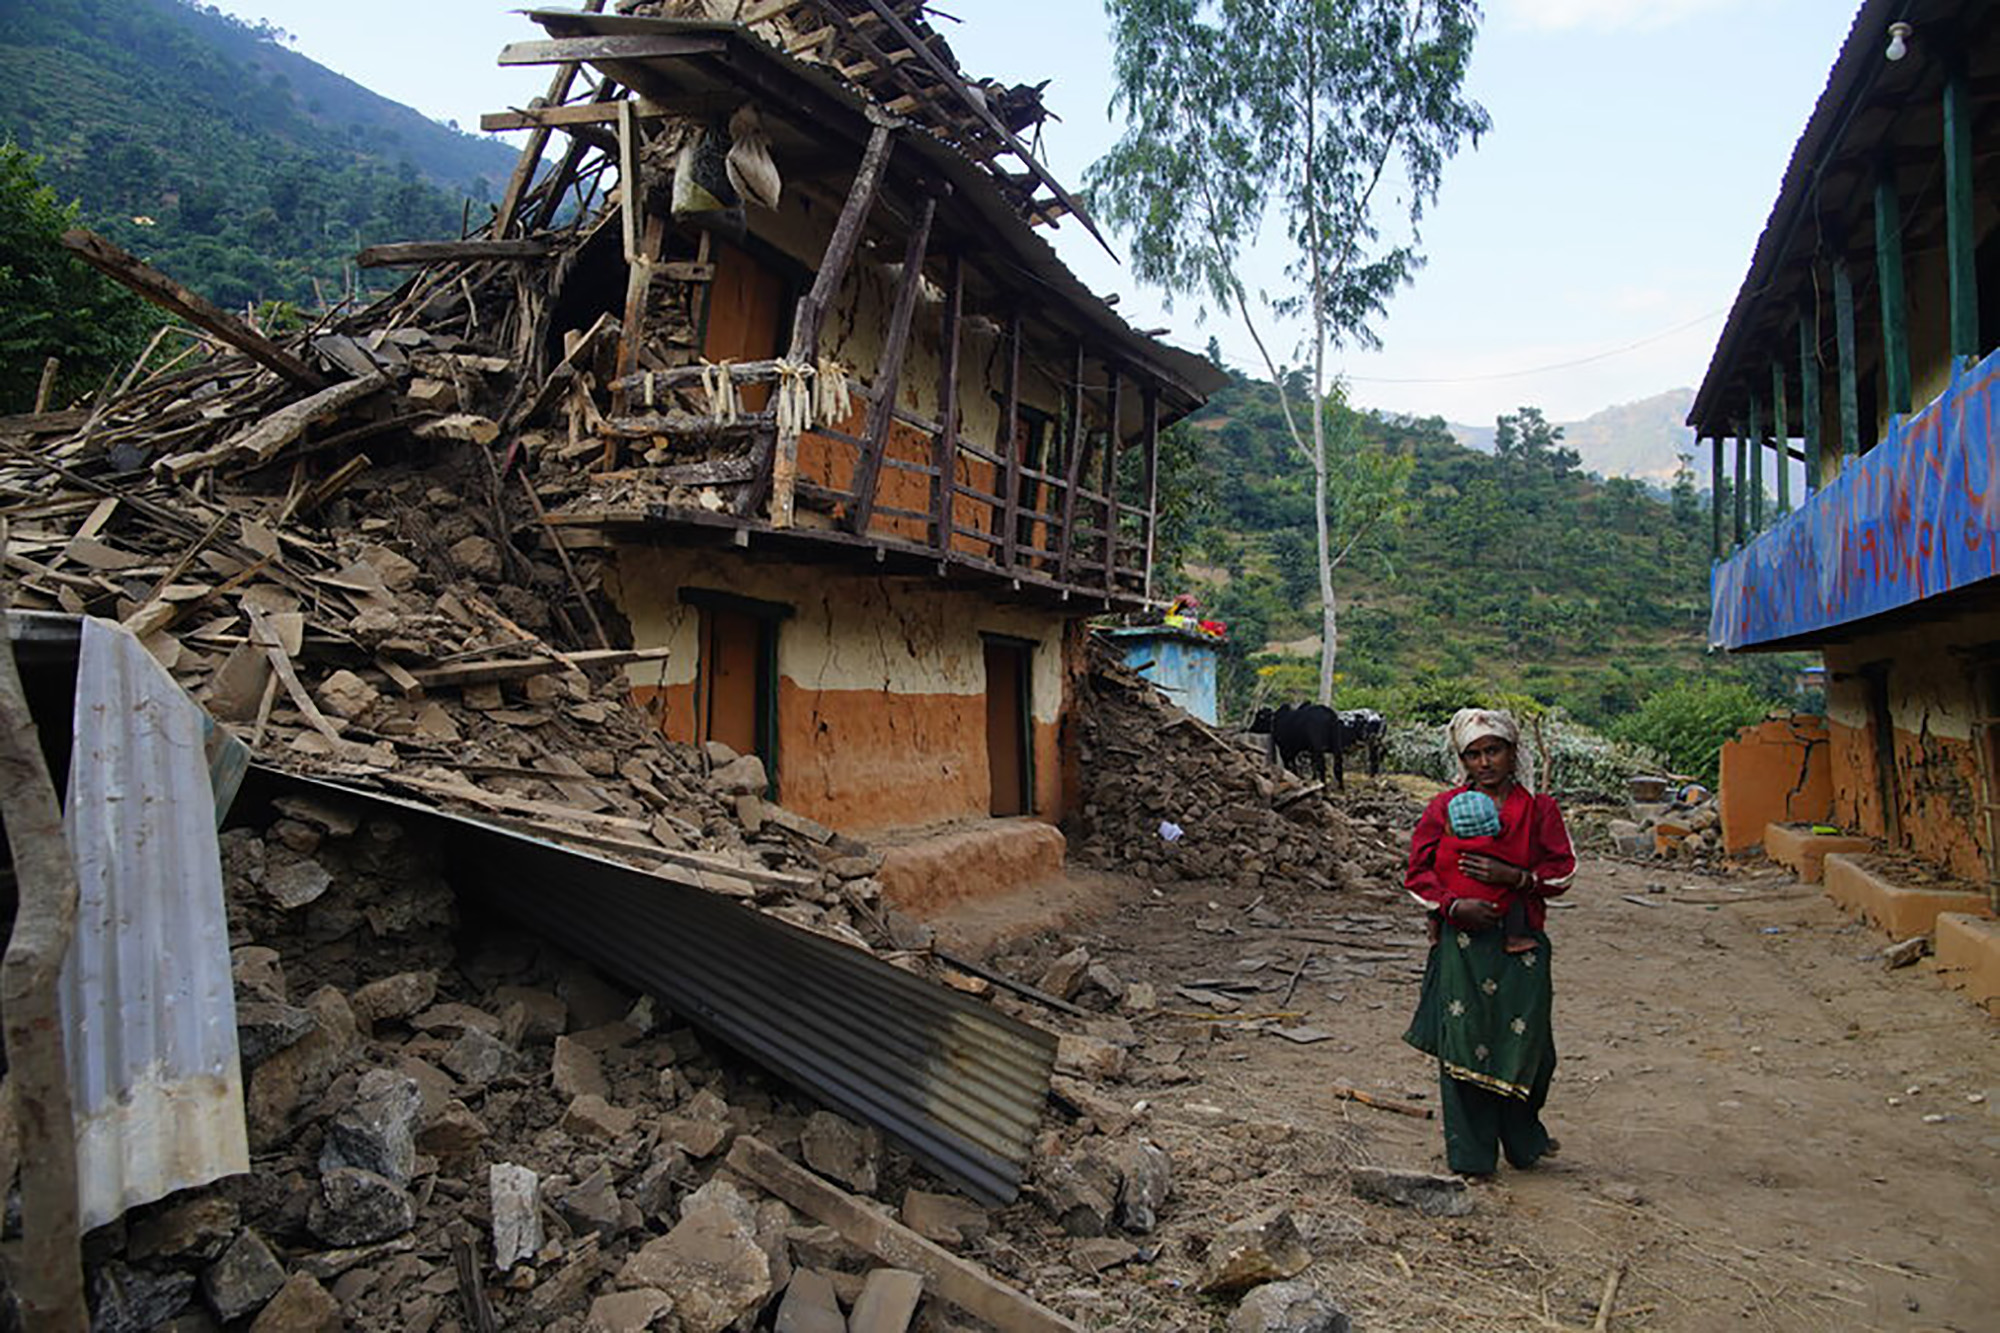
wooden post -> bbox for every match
[1057,343,1089,585]
[1943,54,1979,364]
[999,313,1024,569]
[0,598,89,1333]
[618,97,641,264]
[1142,387,1161,598]
[1799,316,1822,493]
[608,211,666,451]
[1748,396,1764,532]
[32,357,59,414]
[929,252,963,553]
[60,229,326,390]
[1101,367,1121,593]
[1875,162,1911,418]
[845,193,936,535]
[1834,257,1861,458]
[1709,434,1724,559]
[492,0,607,238]
[771,119,897,528]
[1771,360,1789,517]
[1733,429,1747,547]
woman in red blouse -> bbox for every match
[1402,708,1577,1176]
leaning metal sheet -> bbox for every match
[58,617,249,1230]
[1711,346,2000,650]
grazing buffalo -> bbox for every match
[1249,703,1388,790]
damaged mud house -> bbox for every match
[0,2,1400,1330]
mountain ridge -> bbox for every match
[1443,387,1700,485]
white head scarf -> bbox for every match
[1447,707,1533,791]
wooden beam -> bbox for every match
[1771,360,1789,516]
[1799,316,1822,493]
[492,0,606,239]
[1874,162,1911,417]
[60,229,325,390]
[1709,435,1724,559]
[618,99,642,264]
[497,34,727,65]
[999,313,1024,569]
[846,193,936,535]
[1944,56,1979,363]
[726,1137,1083,1332]
[1100,367,1121,593]
[771,118,897,529]
[1834,257,1861,458]
[930,252,963,553]
[1056,343,1088,583]
[610,211,667,438]
[1733,429,1747,547]
[529,83,622,232]
[1142,387,1160,599]
[357,239,551,267]
[1748,395,1764,532]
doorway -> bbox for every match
[1863,662,1901,845]
[983,636,1034,817]
[687,589,788,793]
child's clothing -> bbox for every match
[1434,788,1541,951]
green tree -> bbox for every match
[0,142,154,411]
[1089,0,1487,703]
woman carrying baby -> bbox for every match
[1402,707,1578,1177]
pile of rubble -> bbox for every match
[1068,649,1375,894]
[1604,778,1723,864]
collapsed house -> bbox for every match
[0,3,1248,1328]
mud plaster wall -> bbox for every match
[608,544,1073,833]
[1718,715,1833,853]
[1822,612,1998,881]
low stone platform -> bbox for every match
[1935,913,2000,1013]
[1823,853,1993,939]
[872,817,1068,917]
[1766,822,1874,884]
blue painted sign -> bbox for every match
[1711,345,2000,650]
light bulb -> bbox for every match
[1886,21,1911,61]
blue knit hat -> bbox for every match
[1447,789,1502,839]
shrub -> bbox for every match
[1610,677,1773,786]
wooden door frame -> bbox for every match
[696,232,806,356]
[981,631,1036,817]
[684,587,791,790]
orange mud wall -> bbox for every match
[607,546,1075,835]
[1717,715,1832,853]
[1821,611,2000,883]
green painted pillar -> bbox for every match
[1799,316,1822,493]
[1944,57,1979,363]
[1772,360,1790,516]
[1711,435,1725,559]
[1749,396,1764,531]
[1734,429,1747,547]
[1834,258,1861,458]
[1875,162,1911,418]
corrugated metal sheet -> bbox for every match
[271,772,1057,1205]
[57,617,249,1230]
[1101,628,1221,724]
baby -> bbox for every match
[1444,789,1537,954]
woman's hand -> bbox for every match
[1447,898,1503,930]
[1460,854,1528,890]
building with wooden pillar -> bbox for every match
[480,5,1222,897]
[1689,1,2000,952]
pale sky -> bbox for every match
[213,0,1861,426]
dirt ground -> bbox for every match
[954,801,2000,1332]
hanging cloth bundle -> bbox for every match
[699,359,740,424]
[814,358,852,428]
[773,359,816,445]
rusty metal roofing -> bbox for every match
[260,770,1058,1205]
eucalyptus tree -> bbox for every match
[1087,0,1487,702]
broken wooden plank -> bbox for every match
[496,34,727,65]
[156,373,389,481]
[59,230,326,390]
[727,1136,1083,1333]
[357,240,552,267]
[845,192,936,536]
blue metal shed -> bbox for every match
[1099,626,1222,724]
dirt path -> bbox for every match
[972,844,2000,1331]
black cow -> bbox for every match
[1249,704,1387,790]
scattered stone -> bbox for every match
[323,1069,423,1185]
[1883,935,1930,969]
[526,1236,606,1320]
[1083,963,1126,1002]
[586,1288,676,1333]
[1121,981,1159,1013]
[1038,947,1092,1000]
[443,1027,513,1087]
[1347,1166,1473,1218]
[711,754,769,795]
[495,985,568,1044]
[1072,1237,1140,1272]
[1109,1139,1172,1233]
[91,1261,197,1333]
[631,1149,689,1223]
[774,1268,847,1333]
[557,1164,625,1238]
[552,1035,610,1100]
[202,1227,287,1322]
[1228,1280,1351,1333]
[1055,1034,1126,1082]
[825,853,884,880]
[900,1189,989,1249]
[849,1268,923,1333]
[447,534,503,580]
[236,1000,318,1066]
[417,1100,489,1161]
[801,1110,880,1194]
[247,987,358,1148]
[412,1001,504,1035]
[262,857,333,910]
[1199,1208,1313,1294]
[308,1167,416,1246]
[351,971,439,1026]
[563,1093,640,1142]
[248,1273,341,1333]
[317,669,381,719]
[618,1201,774,1333]
[491,1163,544,1270]
[232,945,287,1003]
[659,1113,733,1158]
[128,1195,240,1262]
[703,740,741,765]
[1038,1151,1119,1237]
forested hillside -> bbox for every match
[0,0,519,309]
[1172,370,1789,731]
